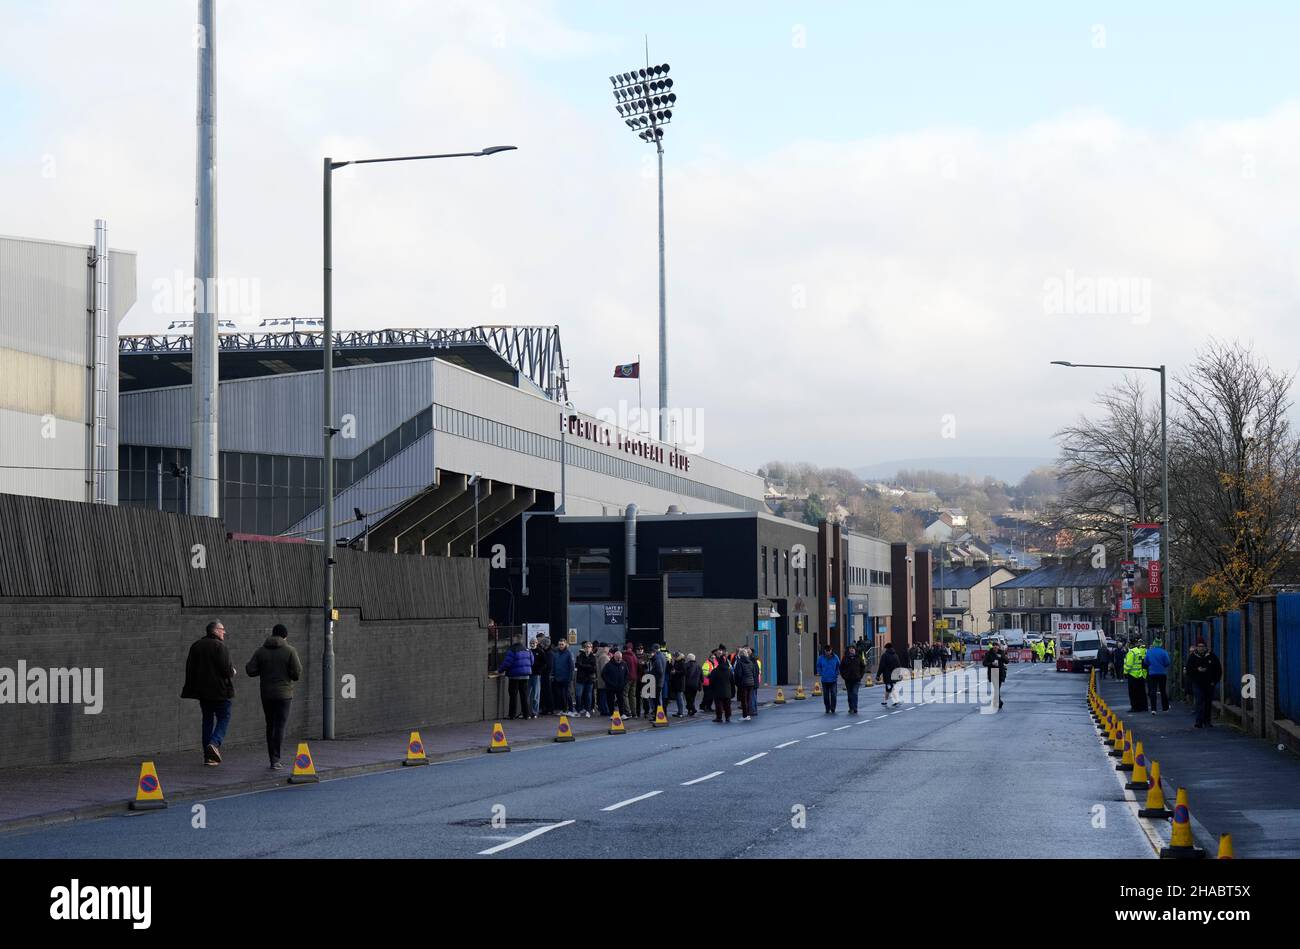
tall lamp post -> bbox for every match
[608,63,677,443]
[321,144,516,740]
[1050,360,1170,642]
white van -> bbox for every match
[1071,628,1103,667]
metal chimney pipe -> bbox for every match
[190,0,220,518]
[90,220,109,504]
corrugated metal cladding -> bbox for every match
[0,408,87,500]
[0,235,135,363]
[287,429,434,535]
[121,358,434,457]
[0,492,486,622]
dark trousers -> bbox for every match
[737,685,753,717]
[200,699,232,750]
[1147,674,1169,711]
[1193,682,1214,725]
[610,686,628,716]
[822,681,838,712]
[539,674,553,713]
[552,679,571,713]
[685,687,698,714]
[713,695,731,721]
[261,696,291,764]
[508,677,529,719]
[846,680,861,713]
[1127,675,1149,712]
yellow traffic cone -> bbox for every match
[609,711,626,735]
[774,688,786,704]
[1159,788,1206,859]
[1116,731,1135,772]
[289,742,320,783]
[1138,764,1171,819]
[653,705,669,728]
[1125,741,1150,790]
[403,730,429,766]
[812,680,822,697]
[487,722,511,753]
[554,715,575,743]
[1107,720,1124,753]
[1217,833,1234,859]
[794,683,807,700]
[129,761,167,811]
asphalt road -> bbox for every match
[0,664,1153,858]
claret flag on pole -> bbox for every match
[613,361,640,378]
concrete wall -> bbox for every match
[0,602,486,769]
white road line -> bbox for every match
[601,790,663,812]
[806,731,827,739]
[775,740,800,749]
[478,820,575,855]
[681,770,724,786]
[856,719,870,724]
[833,725,852,731]
[874,715,888,720]
[734,752,768,766]
[890,710,903,715]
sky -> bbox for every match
[2,1,1299,476]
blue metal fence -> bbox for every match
[1225,610,1242,704]
[1276,593,1300,723]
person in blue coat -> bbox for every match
[815,645,841,714]
[498,641,534,720]
[550,639,576,715]
[1144,638,1172,713]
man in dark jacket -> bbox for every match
[683,654,702,716]
[709,649,734,723]
[877,642,901,706]
[601,649,629,716]
[245,623,303,769]
[983,641,1007,710]
[1186,637,1222,729]
[733,648,759,721]
[534,639,554,715]
[1096,642,1111,679]
[575,642,598,717]
[622,644,640,718]
[841,646,864,715]
[181,619,236,766]
[551,639,576,716]
[498,641,534,720]
[668,653,686,717]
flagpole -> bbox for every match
[637,353,644,434]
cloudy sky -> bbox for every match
[3,1,1298,475]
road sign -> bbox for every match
[935,619,949,630]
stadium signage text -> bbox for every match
[564,415,691,472]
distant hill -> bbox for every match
[854,456,1055,485]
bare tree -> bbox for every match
[1171,341,1300,609]
[1052,375,1163,559]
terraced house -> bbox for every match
[988,554,1122,636]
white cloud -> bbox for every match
[3,3,1299,475]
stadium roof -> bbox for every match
[118,325,567,400]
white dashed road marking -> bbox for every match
[833,725,852,731]
[478,820,575,855]
[806,732,827,739]
[681,771,724,786]
[775,740,800,749]
[602,791,663,812]
[734,753,767,766]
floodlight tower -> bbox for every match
[609,63,676,443]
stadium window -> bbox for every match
[660,546,704,597]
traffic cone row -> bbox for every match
[1091,669,1221,858]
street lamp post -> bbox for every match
[1050,360,1170,642]
[321,145,516,740]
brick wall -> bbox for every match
[0,600,486,768]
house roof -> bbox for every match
[993,561,1121,588]
[932,564,1009,588]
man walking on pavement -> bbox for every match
[841,645,864,715]
[1186,637,1222,729]
[1124,638,1149,713]
[181,619,236,766]
[1144,637,1171,713]
[877,642,901,706]
[982,640,1007,709]
[244,623,303,770]
[816,644,841,714]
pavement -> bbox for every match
[0,665,1157,858]
[1095,671,1300,858]
[0,687,782,833]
